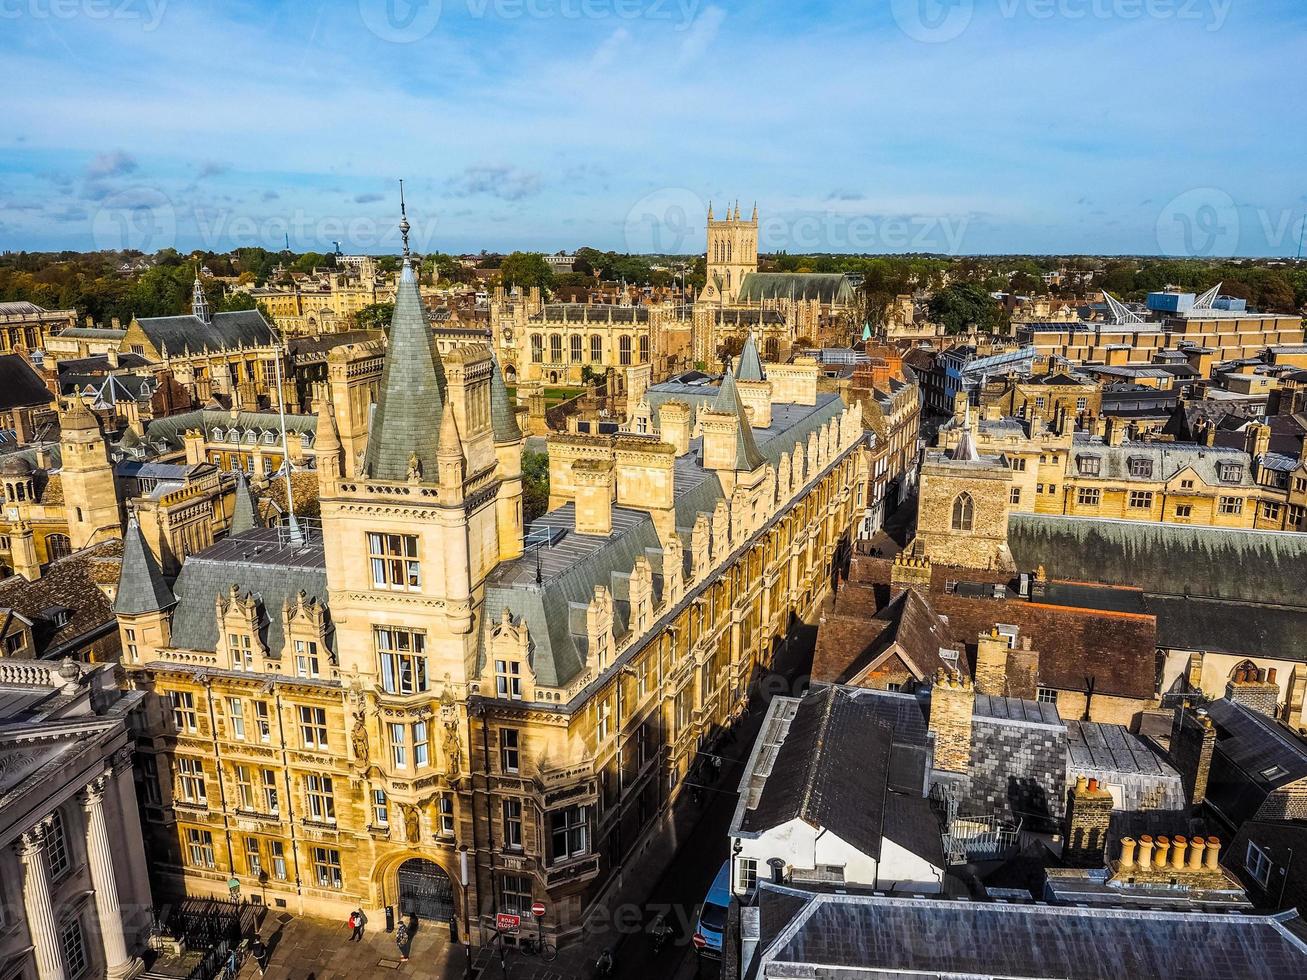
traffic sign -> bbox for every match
[531,902,546,918]
[496,913,521,933]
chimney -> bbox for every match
[105,346,120,369]
[1153,836,1170,868]
[974,628,1010,697]
[1138,835,1154,868]
[1170,835,1188,870]
[1244,422,1271,460]
[1170,707,1216,805]
[890,552,932,599]
[10,522,40,582]
[1205,837,1221,871]
[1187,837,1205,870]
[1226,666,1279,717]
[929,669,974,775]
[1105,415,1125,447]
[111,316,121,330]
[12,408,32,446]
[1119,837,1137,870]
[658,401,691,456]
[1063,775,1114,868]
[572,458,614,537]
[1006,637,1040,701]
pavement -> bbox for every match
[233,605,825,980]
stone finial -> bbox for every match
[57,656,83,695]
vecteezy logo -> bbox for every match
[624,187,706,255]
[91,187,177,252]
[1156,188,1240,258]
[890,0,973,43]
[358,0,443,43]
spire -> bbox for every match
[362,190,446,481]
[712,368,767,471]
[192,267,212,324]
[231,469,259,534]
[751,201,758,222]
[489,358,522,444]
[114,515,174,615]
[315,393,342,479]
[707,200,714,222]
[399,178,411,261]
[737,332,766,382]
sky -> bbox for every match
[0,0,1304,257]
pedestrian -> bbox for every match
[347,909,363,942]
[250,937,269,977]
[395,920,410,962]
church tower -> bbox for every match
[319,189,523,693]
[192,269,212,324]
[58,399,123,550]
[701,200,759,305]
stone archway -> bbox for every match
[396,858,454,923]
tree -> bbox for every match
[499,252,555,292]
[522,450,549,525]
[352,302,394,331]
[928,282,1004,335]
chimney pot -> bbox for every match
[1120,837,1137,870]
[1154,836,1170,868]
[1075,775,1089,793]
[1087,778,1099,793]
[1171,836,1188,870]
[1268,667,1278,684]
[1205,837,1221,870]
[1138,835,1154,867]
[1187,838,1205,870]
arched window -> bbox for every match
[619,336,632,366]
[570,334,582,363]
[45,534,71,562]
[639,335,649,363]
[530,334,543,363]
[549,334,563,363]
[590,334,603,363]
[951,492,974,532]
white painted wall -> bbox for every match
[732,821,942,895]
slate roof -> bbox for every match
[1009,514,1307,609]
[231,471,259,534]
[1205,698,1307,828]
[0,354,53,411]
[114,518,174,616]
[1067,437,1259,488]
[490,358,521,444]
[736,333,766,383]
[737,272,856,306]
[142,409,318,455]
[55,353,151,374]
[134,308,274,356]
[363,260,445,481]
[751,886,1307,979]
[166,527,331,661]
[708,369,767,472]
[0,539,123,657]
[531,304,650,323]
[482,392,847,690]
[741,687,942,866]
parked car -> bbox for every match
[692,860,731,962]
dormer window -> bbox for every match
[496,659,523,700]
[1078,455,1101,476]
[229,633,253,671]
[1218,462,1244,483]
[1127,456,1153,479]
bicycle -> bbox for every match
[219,939,249,980]
[519,934,558,962]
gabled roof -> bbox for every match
[0,354,53,411]
[133,308,274,357]
[363,260,445,481]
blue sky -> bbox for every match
[0,0,1304,256]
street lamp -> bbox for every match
[459,844,472,978]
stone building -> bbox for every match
[250,257,388,337]
[0,301,77,354]
[844,345,922,536]
[0,657,153,980]
[113,216,868,945]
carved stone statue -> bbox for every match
[443,717,463,775]
[351,714,369,766]
[403,804,420,844]
[406,451,422,483]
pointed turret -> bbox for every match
[707,201,714,221]
[437,404,465,490]
[737,332,766,382]
[489,358,522,444]
[114,516,175,616]
[192,269,212,324]
[362,190,445,481]
[315,393,342,481]
[231,469,259,534]
[712,369,766,471]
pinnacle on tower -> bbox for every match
[399,178,411,260]
[191,267,212,324]
[707,201,714,221]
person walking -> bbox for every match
[250,937,269,977]
[347,910,364,942]
[394,920,410,962]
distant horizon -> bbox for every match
[2,2,1305,258]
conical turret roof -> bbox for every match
[737,332,766,382]
[114,516,175,615]
[363,259,446,480]
[231,469,260,534]
[489,358,521,444]
[711,368,767,472]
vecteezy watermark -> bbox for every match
[761,211,971,254]
[1155,188,1240,257]
[359,0,701,42]
[0,0,169,31]
[892,0,1233,43]
[91,192,443,254]
[1156,189,1305,258]
[624,187,706,254]
[91,187,177,252]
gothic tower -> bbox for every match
[702,200,759,305]
[319,193,524,693]
[58,399,123,550]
